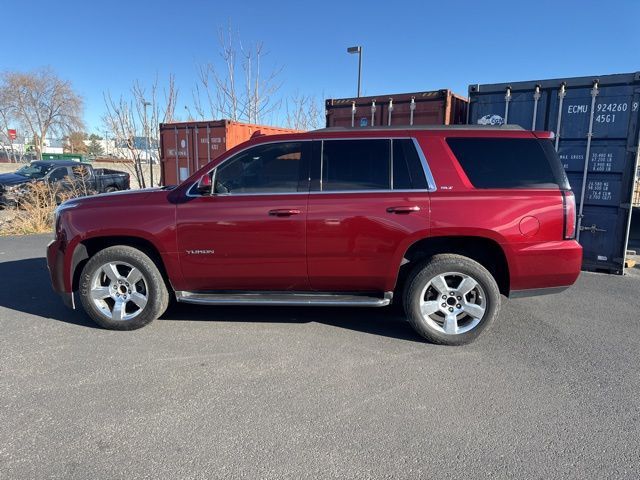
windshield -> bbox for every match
[15,164,55,179]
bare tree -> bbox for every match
[102,92,147,188]
[0,67,83,159]
[285,93,324,131]
[193,26,282,124]
[102,74,178,188]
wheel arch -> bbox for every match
[72,235,173,292]
[395,235,510,296]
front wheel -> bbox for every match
[79,246,169,330]
[403,254,500,345]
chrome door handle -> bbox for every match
[268,209,301,217]
[386,206,421,214]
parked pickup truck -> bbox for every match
[47,125,582,345]
[0,160,130,206]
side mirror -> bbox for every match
[195,172,212,195]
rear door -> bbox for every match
[306,138,432,292]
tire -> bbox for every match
[403,254,500,345]
[104,186,118,193]
[78,246,169,330]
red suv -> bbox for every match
[47,126,582,345]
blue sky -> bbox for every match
[3,0,639,131]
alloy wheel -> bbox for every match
[418,271,487,335]
[90,261,149,321]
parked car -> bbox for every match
[47,125,582,345]
[0,161,129,206]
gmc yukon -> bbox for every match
[47,126,582,345]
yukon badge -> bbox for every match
[186,249,215,255]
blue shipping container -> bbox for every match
[468,72,640,274]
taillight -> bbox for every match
[562,190,576,240]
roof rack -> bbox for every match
[313,124,525,132]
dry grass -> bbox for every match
[1,176,94,235]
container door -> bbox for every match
[176,141,311,291]
[468,74,640,274]
[550,84,640,273]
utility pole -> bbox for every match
[143,101,153,187]
[347,46,363,97]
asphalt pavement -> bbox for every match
[1,234,639,479]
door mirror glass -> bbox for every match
[196,172,213,195]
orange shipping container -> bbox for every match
[325,89,468,128]
[159,120,302,186]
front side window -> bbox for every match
[214,142,307,194]
[48,167,69,182]
[322,139,390,191]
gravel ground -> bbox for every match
[0,234,639,479]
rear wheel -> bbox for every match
[403,254,500,345]
[79,246,168,330]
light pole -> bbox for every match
[347,46,362,97]
[143,100,153,187]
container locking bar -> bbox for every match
[576,81,600,242]
[409,97,416,126]
[554,83,567,151]
[387,99,394,126]
[504,87,512,124]
[531,85,541,130]
[351,101,356,128]
[371,100,376,127]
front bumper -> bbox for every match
[47,238,75,309]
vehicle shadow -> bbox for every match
[162,303,423,343]
[0,257,94,327]
[0,257,423,343]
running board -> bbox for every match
[175,291,393,307]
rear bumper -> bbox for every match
[47,238,75,309]
[509,285,570,298]
[508,240,582,296]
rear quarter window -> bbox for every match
[446,138,569,189]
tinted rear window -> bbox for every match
[322,139,390,191]
[393,139,428,190]
[446,138,569,189]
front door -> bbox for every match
[176,141,311,291]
